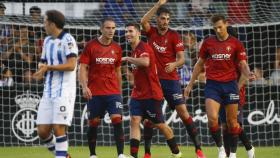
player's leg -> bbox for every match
[219,106,230,157]
[204,80,226,158]
[52,93,75,158]
[129,99,143,158]
[145,99,181,158]
[37,97,56,155]
[225,104,240,158]
[160,80,205,157]
[143,119,154,158]
[106,95,125,157]
[237,106,255,158]
[86,96,105,158]
[224,80,242,158]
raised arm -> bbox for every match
[140,0,167,32]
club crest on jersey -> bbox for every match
[226,46,231,52]
[12,91,40,142]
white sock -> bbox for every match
[55,135,68,158]
[42,134,56,155]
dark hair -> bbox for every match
[100,17,115,28]
[29,6,41,14]
[125,22,141,32]
[45,10,65,29]
[156,6,171,16]
[210,14,226,24]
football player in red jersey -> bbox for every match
[140,1,205,158]
[185,14,255,158]
[79,17,127,158]
[122,22,182,158]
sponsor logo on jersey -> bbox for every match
[96,58,115,64]
[153,42,167,53]
[211,53,231,60]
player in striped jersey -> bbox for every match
[33,10,78,158]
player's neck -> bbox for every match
[98,36,112,45]
[157,28,168,35]
[217,33,229,41]
[131,39,140,50]
[51,29,63,39]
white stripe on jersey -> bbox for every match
[41,32,78,98]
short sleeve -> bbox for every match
[64,34,78,58]
[173,32,185,53]
[144,26,156,38]
[236,40,247,61]
[79,41,92,65]
[116,46,122,67]
[199,40,208,59]
[40,37,50,63]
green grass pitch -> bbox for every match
[0,146,279,158]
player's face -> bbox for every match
[125,26,140,44]
[100,20,116,40]
[43,16,53,35]
[184,35,195,49]
[213,20,228,39]
[156,13,170,31]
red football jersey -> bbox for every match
[199,36,247,82]
[145,26,184,80]
[79,39,122,95]
[130,41,163,100]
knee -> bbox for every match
[208,115,219,128]
[111,116,122,125]
[37,126,51,140]
[143,119,154,128]
[226,116,238,129]
[88,118,100,127]
[130,116,141,126]
[175,104,190,120]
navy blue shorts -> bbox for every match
[87,95,122,119]
[219,104,243,124]
[205,79,239,105]
[129,98,164,124]
[160,79,185,110]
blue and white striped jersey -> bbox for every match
[41,31,78,98]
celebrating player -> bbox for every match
[79,17,127,158]
[184,14,255,158]
[219,26,255,158]
[123,22,182,158]
[34,10,78,158]
[140,1,205,158]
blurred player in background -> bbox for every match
[219,26,255,158]
[34,10,78,158]
[123,22,182,158]
[79,17,127,158]
[140,0,206,158]
[184,14,255,158]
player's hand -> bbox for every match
[184,84,193,99]
[158,0,167,5]
[82,87,92,100]
[249,71,256,82]
[122,57,129,62]
[165,62,176,73]
[32,64,48,80]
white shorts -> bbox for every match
[36,91,76,126]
